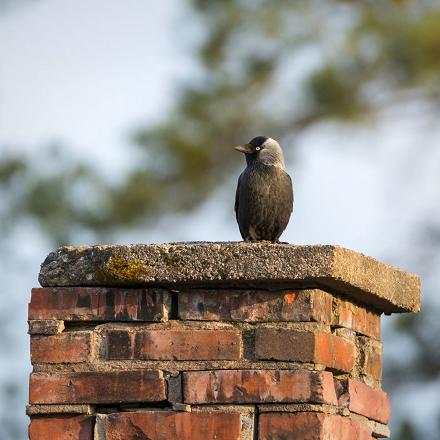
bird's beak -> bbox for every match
[234,144,253,154]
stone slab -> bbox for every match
[38,242,420,314]
[26,404,94,415]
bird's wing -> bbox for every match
[268,168,294,241]
[285,172,294,212]
[235,172,248,239]
[234,173,241,223]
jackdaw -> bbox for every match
[234,136,293,242]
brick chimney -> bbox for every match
[28,243,420,439]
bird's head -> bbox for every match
[234,136,285,169]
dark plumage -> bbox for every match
[234,136,293,242]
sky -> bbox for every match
[0,0,197,170]
[0,1,438,439]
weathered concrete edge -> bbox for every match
[38,243,421,314]
[26,404,94,416]
[331,247,421,314]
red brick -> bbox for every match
[322,415,372,440]
[31,332,91,364]
[28,287,171,321]
[102,411,242,440]
[357,336,382,381]
[183,370,337,405]
[29,415,94,440]
[333,298,381,339]
[255,329,355,372]
[259,413,372,440]
[29,370,166,404]
[28,319,64,335]
[314,332,355,372]
[340,379,390,424]
[179,289,332,323]
[135,329,241,360]
[105,330,134,360]
[364,309,381,339]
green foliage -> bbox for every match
[307,66,366,119]
[0,158,26,183]
[387,311,440,384]
[396,420,417,440]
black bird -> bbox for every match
[234,136,293,242]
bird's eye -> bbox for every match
[256,146,261,151]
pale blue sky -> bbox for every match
[0,0,197,170]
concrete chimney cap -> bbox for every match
[38,242,420,315]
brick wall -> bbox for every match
[28,243,420,439]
